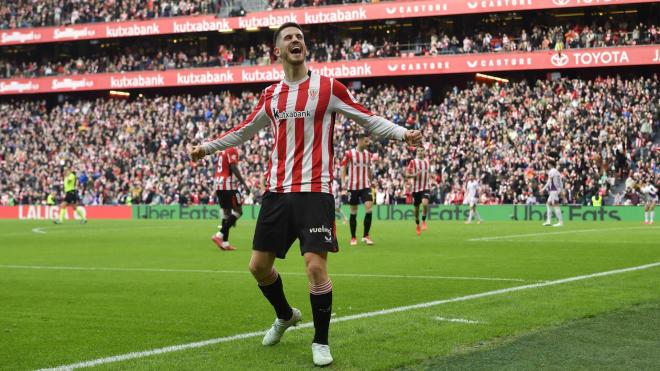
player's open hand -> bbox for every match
[404,130,422,147]
[189,146,206,162]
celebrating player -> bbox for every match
[641,177,657,225]
[189,22,422,367]
[341,135,375,245]
[464,174,482,224]
[406,147,431,235]
[542,160,564,227]
[54,165,87,224]
[211,147,248,251]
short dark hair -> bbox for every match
[273,22,303,45]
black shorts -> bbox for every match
[413,191,430,206]
[347,188,373,206]
[64,191,78,204]
[216,190,242,209]
[253,192,339,259]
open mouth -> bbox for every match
[289,44,303,56]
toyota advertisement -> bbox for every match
[0,45,657,95]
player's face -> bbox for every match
[417,149,425,159]
[358,137,369,149]
[276,27,306,66]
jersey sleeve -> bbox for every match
[340,150,351,166]
[407,161,415,171]
[202,91,270,155]
[330,79,407,141]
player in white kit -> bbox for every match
[641,177,657,225]
[464,174,482,224]
[542,160,564,227]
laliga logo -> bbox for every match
[552,0,571,5]
[551,53,569,67]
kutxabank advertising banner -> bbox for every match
[1,0,656,46]
[1,45,658,95]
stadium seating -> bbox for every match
[1,21,657,78]
[0,76,657,206]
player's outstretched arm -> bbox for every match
[190,93,270,161]
[331,79,422,147]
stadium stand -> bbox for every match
[1,20,657,78]
[0,1,657,207]
[0,75,657,206]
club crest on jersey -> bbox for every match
[272,109,312,120]
[308,89,319,100]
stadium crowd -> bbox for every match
[0,75,657,207]
[0,0,223,29]
[268,0,375,9]
[2,20,658,79]
[0,0,381,29]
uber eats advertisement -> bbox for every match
[130,204,637,222]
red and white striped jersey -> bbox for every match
[201,71,407,194]
[342,149,372,190]
[214,147,239,191]
[408,158,431,193]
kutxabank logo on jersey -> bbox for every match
[272,108,312,120]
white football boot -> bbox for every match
[262,308,302,346]
[312,343,333,366]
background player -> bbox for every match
[406,147,431,235]
[464,174,482,224]
[332,179,348,224]
[55,165,87,224]
[642,177,657,224]
[341,135,375,245]
[542,160,564,227]
[189,22,422,367]
[211,147,248,251]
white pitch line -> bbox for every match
[38,261,660,371]
[433,317,483,324]
[29,225,176,234]
[502,240,660,245]
[468,226,655,242]
[0,265,527,282]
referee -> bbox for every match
[55,165,87,224]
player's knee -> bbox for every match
[248,260,270,278]
[305,262,326,281]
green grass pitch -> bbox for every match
[1,219,659,370]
